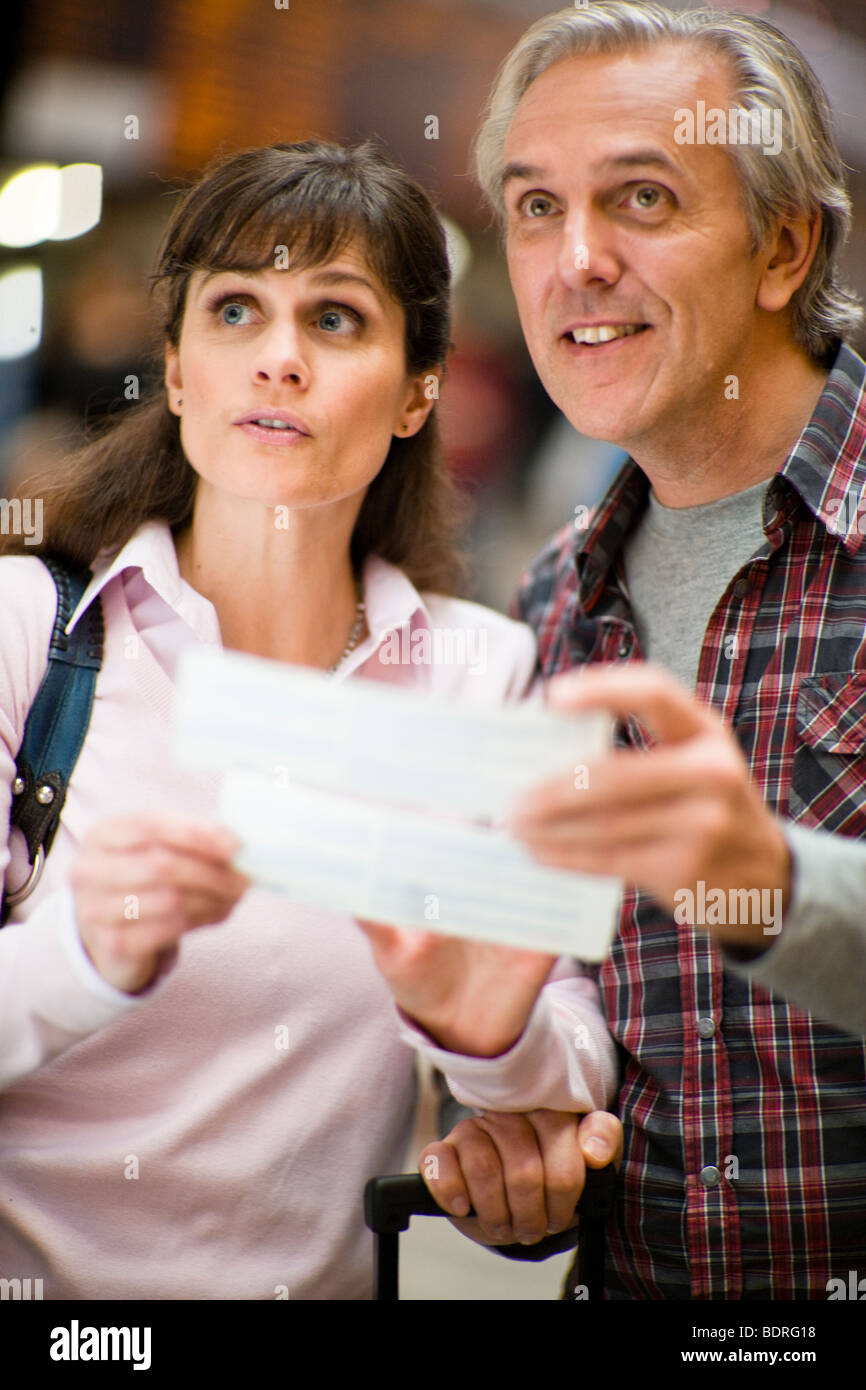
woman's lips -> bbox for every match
[236,421,311,445]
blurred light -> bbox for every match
[0,267,43,360]
[0,162,102,247]
[52,163,102,240]
[0,166,60,247]
[442,216,472,288]
[3,59,169,178]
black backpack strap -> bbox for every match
[1,557,104,926]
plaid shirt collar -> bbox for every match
[575,340,866,612]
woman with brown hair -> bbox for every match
[0,141,616,1298]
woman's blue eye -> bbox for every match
[221,302,252,325]
[319,309,349,332]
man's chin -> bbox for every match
[549,395,641,451]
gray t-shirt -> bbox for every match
[623,477,769,688]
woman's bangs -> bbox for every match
[195,184,381,281]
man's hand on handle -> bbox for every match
[418,1108,623,1247]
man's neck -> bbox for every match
[631,343,831,508]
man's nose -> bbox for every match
[250,321,310,389]
[556,208,622,291]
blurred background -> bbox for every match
[0,0,863,1298]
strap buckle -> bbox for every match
[4,845,46,908]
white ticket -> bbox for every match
[219,773,621,961]
[174,646,622,959]
[175,647,612,821]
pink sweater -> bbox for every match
[0,521,618,1299]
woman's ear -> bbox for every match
[165,343,183,416]
[396,368,442,439]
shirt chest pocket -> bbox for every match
[789,672,866,835]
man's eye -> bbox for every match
[219,301,254,325]
[631,186,663,210]
[522,194,554,218]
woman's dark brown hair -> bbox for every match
[2,141,468,592]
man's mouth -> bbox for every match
[567,323,649,346]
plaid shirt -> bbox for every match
[513,341,866,1300]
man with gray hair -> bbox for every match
[418,1,866,1301]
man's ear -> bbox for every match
[164,343,183,416]
[396,367,443,439]
[756,210,822,314]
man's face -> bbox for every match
[502,45,773,454]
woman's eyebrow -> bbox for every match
[308,268,382,298]
[193,266,383,301]
[193,268,261,294]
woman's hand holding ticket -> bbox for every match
[355,920,557,1056]
[71,814,249,993]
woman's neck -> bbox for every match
[173,490,365,669]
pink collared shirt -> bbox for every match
[0,521,617,1299]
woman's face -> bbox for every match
[164,238,437,515]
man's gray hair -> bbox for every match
[475,2,862,362]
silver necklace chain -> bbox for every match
[328,586,366,676]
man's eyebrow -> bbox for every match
[500,161,545,193]
[500,148,685,195]
[602,149,683,177]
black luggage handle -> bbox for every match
[364,1164,617,1301]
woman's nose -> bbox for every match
[250,322,310,389]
